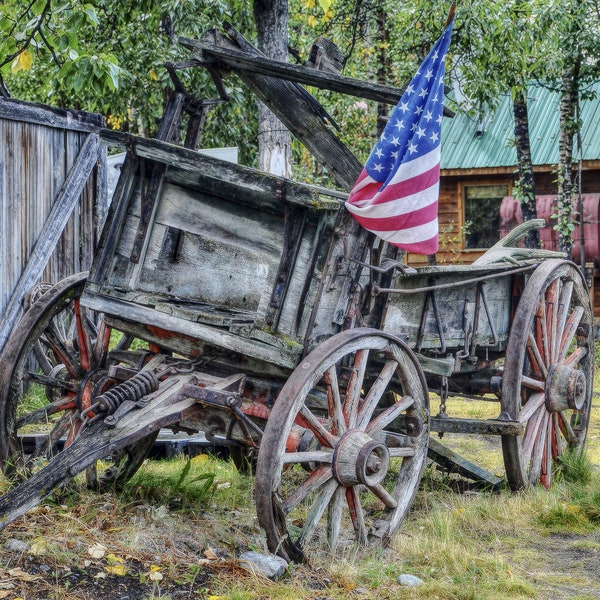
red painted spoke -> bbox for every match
[540,418,553,489]
[325,366,345,436]
[526,333,547,379]
[282,465,333,514]
[346,486,368,544]
[366,395,414,435]
[296,478,338,550]
[556,411,577,445]
[297,406,338,448]
[545,279,560,364]
[74,299,92,372]
[555,280,573,360]
[357,359,397,430]
[94,320,112,365]
[557,306,584,363]
[16,395,78,428]
[518,392,545,424]
[535,299,550,366]
[344,348,369,429]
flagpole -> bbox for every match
[446,3,456,26]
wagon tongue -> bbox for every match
[0,375,202,531]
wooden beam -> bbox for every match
[427,437,504,487]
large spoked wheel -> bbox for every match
[256,328,429,562]
[501,259,594,490]
[0,273,158,488]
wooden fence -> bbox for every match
[0,97,107,350]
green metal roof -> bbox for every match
[440,82,600,170]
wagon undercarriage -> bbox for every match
[0,23,593,562]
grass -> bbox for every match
[1,350,600,598]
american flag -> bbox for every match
[345,20,453,255]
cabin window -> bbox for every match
[463,185,508,249]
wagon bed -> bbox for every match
[0,23,593,563]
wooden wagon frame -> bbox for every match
[0,24,593,563]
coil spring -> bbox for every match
[93,370,159,416]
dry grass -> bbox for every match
[1,367,599,599]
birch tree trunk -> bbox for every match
[556,64,580,254]
[513,91,539,249]
[253,0,292,177]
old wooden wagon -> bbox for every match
[0,25,594,562]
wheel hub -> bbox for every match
[545,364,586,412]
[332,430,390,487]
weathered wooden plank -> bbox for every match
[180,35,455,117]
[430,416,523,436]
[427,437,504,486]
[0,96,103,133]
[189,26,362,190]
[0,133,101,350]
[100,130,342,211]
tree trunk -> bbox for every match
[556,65,580,255]
[253,0,292,177]
[513,91,539,249]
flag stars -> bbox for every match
[424,111,433,122]
[424,69,434,80]
[414,105,423,116]
[407,141,418,154]
[390,136,400,146]
[375,147,384,159]
[430,131,439,143]
[419,87,428,98]
[416,126,426,138]
[394,119,405,131]
[399,101,410,113]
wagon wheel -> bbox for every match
[255,328,429,562]
[501,259,594,490]
[0,272,158,489]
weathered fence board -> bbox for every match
[0,97,106,349]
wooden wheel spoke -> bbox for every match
[26,411,76,464]
[282,450,333,465]
[346,486,368,544]
[93,320,112,366]
[557,306,584,363]
[296,478,338,549]
[518,392,546,424]
[555,280,573,360]
[356,359,397,430]
[16,395,78,428]
[540,418,553,488]
[556,411,577,445]
[522,405,546,466]
[529,412,550,485]
[325,366,345,436]
[43,325,82,379]
[545,279,560,364]
[535,299,550,366]
[526,333,548,378]
[521,375,545,393]
[564,346,587,368]
[368,483,398,509]
[25,371,79,393]
[327,487,344,551]
[297,406,338,448]
[344,348,369,429]
[74,299,92,372]
[365,396,414,435]
[282,465,333,514]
